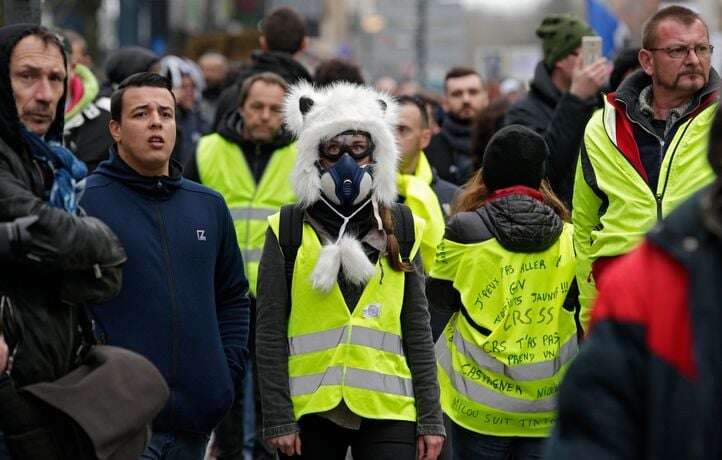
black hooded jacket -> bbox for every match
[504,62,599,206]
[211,50,311,131]
[0,24,125,388]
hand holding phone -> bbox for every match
[570,36,611,100]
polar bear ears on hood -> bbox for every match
[284,81,400,208]
[284,80,397,136]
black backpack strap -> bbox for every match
[391,204,415,263]
[278,204,304,287]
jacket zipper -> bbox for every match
[655,117,696,221]
[154,199,180,397]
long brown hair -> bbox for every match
[453,169,570,221]
[379,204,414,272]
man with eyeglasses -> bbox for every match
[185,71,296,460]
[573,5,719,328]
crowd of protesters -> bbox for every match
[1,3,721,460]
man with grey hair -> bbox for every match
[186,71,297,460]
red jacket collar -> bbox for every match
[485,185,544,204]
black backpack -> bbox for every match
[277,203,416,287]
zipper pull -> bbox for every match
[655,194,663,221]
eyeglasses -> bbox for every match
[647,44,714,59]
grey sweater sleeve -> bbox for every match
[402,255,446,437]
[255,227,299,439]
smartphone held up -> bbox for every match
[582,36,603,67]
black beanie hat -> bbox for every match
[482,125,548,192]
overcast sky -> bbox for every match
[461,0,552,14]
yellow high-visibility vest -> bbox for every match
[574,99,717,321]
[431,223,577,437]
[197,133,296,295]
[268,211,425,422]
[397,151,445,272]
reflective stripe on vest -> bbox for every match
[196,134,296,296]
[288,326,404,356]
[229,207,278,221]
[290,366,414,398]
[450,326,578,381]
[436,336,556,413]
[241,249,263,263]
[268,210,425,422]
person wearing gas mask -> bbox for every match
[255,82,446,460]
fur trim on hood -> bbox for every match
[284,81,399,208]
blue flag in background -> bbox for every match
[586,0,620,58]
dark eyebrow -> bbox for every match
[15,64,40,73]
[15,64,66,77]
[130,104,151,112]
[131,103,174,112]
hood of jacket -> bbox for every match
[104,46,160,86]
[94,146,182,199]
[245,50,311,84]
[0,24,68,154]
[479,194,563,252]
[528,61,562,108]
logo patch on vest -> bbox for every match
[197,229,207,241]
[362,303,381,318]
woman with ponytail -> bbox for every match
[255,82,445,460]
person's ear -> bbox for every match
[299,36,309,52]
[259,36,268,52]
[109,119,121,143]
[638,49,654,76]
[419,128,432,150]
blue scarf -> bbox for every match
[20,126,87,214]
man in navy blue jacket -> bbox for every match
[81,72,250,459]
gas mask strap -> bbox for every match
[372,199,383,231]
[319,196,372,242]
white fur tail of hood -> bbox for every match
[310,235,377,292]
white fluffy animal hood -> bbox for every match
[284,82,400,292]
[284,81,400,208]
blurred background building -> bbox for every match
[1,0,721,90]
